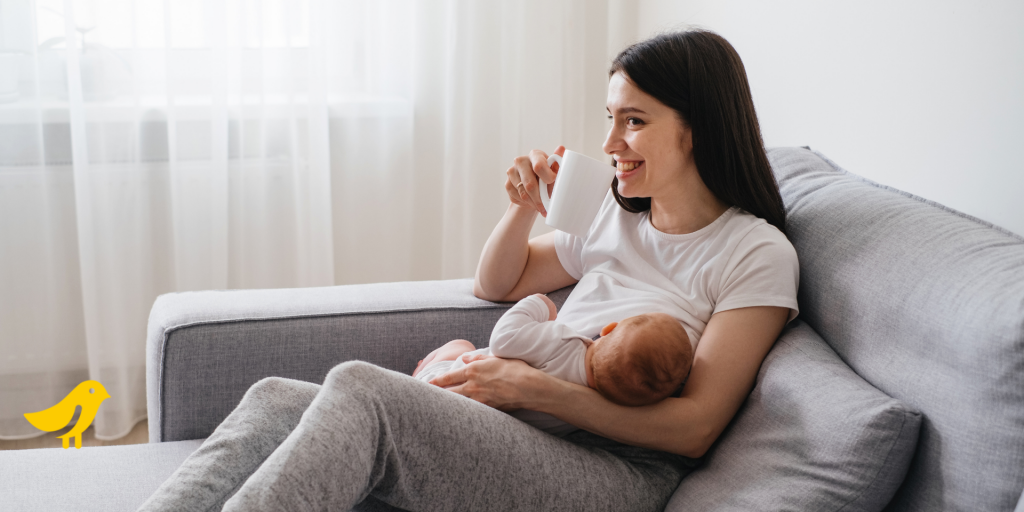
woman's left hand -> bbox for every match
[428,356,543,412]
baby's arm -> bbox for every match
[489,294,584,367]
[489,294,555,354]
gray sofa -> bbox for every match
[2,147,1022,511]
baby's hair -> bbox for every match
[592,314,692,407]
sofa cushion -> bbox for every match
[769,147,1024,511]
[0,439,204,512]
[668,320,921,512]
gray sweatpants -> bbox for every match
[138,361,699,512]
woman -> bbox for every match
[139,29,798,512]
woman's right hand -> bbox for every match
[430,356,549,412]
[505,145,565,217]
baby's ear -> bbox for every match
[600,322,618,337]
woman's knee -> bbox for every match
[244,376,319,405]
[324,360,411,401]
[326,360,386,386]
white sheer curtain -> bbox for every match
[0,0,631,440]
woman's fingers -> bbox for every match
[504,166,530,209]
[462,353,495,364]
[520,149,552,211]
[504,146,565,216]
[549,145,566,199]
[530,145,565,185]
[429,366,467,388]
[513,154,545,215]
[529,146,565,209]
[430,358,537,413]
[433,363,499,407]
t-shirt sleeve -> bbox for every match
[553,230,585,281]
[714,225,801,323]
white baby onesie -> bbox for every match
[415,294,592,436]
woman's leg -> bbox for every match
[137,377,320,512]
[225,361,698,512]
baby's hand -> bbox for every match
[533,293,558,321]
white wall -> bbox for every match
[634,0,1024,236]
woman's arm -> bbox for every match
[474,147,577,302]
[475,229,578,302]
[436,305,790,458]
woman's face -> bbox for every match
[603,72,693,199]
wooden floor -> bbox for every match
[0,419,149,450]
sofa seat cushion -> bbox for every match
[0,439,204,512]
[668,320,921,512]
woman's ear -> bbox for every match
[681,121,693,155]
[600,322,618,337]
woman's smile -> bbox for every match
[615,160,644,181]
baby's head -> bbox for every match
[587,313,692,407]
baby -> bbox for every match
[412,293,693,436]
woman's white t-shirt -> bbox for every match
[553,191,800,351]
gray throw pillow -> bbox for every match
[667,321,921,512]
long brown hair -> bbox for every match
[609,30,786,234]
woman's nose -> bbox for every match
[602,125,626,155]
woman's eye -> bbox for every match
[607,115,644,127]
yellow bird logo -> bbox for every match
[23,380,111,449]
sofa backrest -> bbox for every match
[768,147,1024,511]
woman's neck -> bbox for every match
[648,173,731,235]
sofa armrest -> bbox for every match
[146,278,574,443]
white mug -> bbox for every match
[539,149,617,238]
